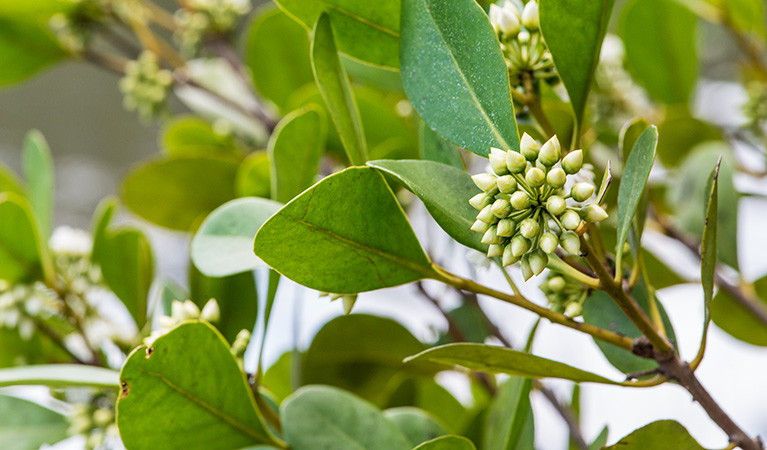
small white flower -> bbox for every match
[50,226,93,256]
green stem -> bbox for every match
[547,254,599,289]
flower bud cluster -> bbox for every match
[744,81,767,133]
[489,1,556,87]
[0,281,59,341]
[539,274,587,318]
[469,133,607,280]
[319,291,359,315]
[67,392,118,450]
[174,0,251,56]
[144,298,220,346]
[119,51,174,121]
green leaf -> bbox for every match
[414,436,476,450]
[0,394,68,450]
[311,13,368,165]
[236,151,272,199]
[161,116,240,160]
[22,130,54,238]
[0,193,47,283]
[117,322,282,449]
[656,113,721,167]
[615,126,657,271]
[274,0,400,68]
[192,197,282,278]
[484,376,534,450]
[717,0,765,38]
[620,0,698,106]
[0,327,71,368]
[0,19,66,87]
[695,159,720,363]
[302,315,426,405]
[619,117,650,163]
[605,420,705,450]
[400,0,519,156]
[642,250,685,290]
[711,275,767,346]
[190,268,259,344]
[367,159,486,252]
[0,364,119,388]
[540,0,615,132]
[254,167,435,293]
[405,343,619,384]
[269,105,326,203]
[0,162,24,196]
[247,6,314,112]
[419,122,464,169]
[157,277,189,317]
[589,427,609,450]
[122,156,239,231]
[384,407,449,446]
[262,352,294,404]
[282,385,411,450]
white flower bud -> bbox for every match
[522,0,539,31]
[520,255,534,281]
[171,300,186,321]
[539,232,559,254]
[497,175,517,194]
[507,150,527,173]
[487,244,505,257]
[511,235,531,256]
[502,244,519,266]
[201,299,221,323]
[511,191,531,209]
[520,133,540,161]
[564,302,583,318]
[519,218,540,239]
[571,182,595,202]
[584,204,608,223]
[546,195,566,216]
[231,329,251,357]
[529,249,548,276]
[561,210,581,230]
[560,231,581,255]
[342,294,358,315]
[469,192,493,210]
[548,276,566,292]
[477,204,498,223]
[491,198,512,218]
[158,315,177,329]
[518,30,530,43]
[525,167,545,187]
[471,219,491,233]
[472,173,498,192]
[496,218,516,237]
[489,148,510,175]
[539,136,561,166]
[562,150,583,174]
[547,168,566,188]
[482,226,503,245]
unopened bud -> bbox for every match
[539,136,561,166]
[342,294,358,315]
[231,329,251,357]
[561,210,581,230]
[547,168,566,188]
[539,232,559,254]
[571,182,595,202]
[477,204,497,223]
[472,173,498,193]
[487,244,505,257]
[520,254,534,281]
[183,300,201,319]
[502,244,519,266]
[489,147,509,175]
[562,150,583,174]
[497,175,517,194]
[482,226,503,245]
[560,231,581,255]
[584,204,608,223]
[564,302,582,318]
[519,218,540,239]
[471,219,491,233]
[548,276,566,292]
[520,133,540,161]
[529,249,548,276]
[496,218,516,237]
[171,300,185,321]
[511,235,531,256]
[511,191,531,209]
[525,167,545,187]
[546,195,566,216]
[521,0,539,31]
[201,299,220,323]
[469,192,493,210]
[507,150,527,173]
[491,198,512,218]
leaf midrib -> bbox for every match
[310,0,399,38]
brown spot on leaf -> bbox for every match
[145,347,154,359]
[121,380,130,399]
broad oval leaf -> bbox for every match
[367,159,486,252]
[0,193,47,283]
[161,116,239,159]
[405,343,619,384]
[22,130,54,238]
[615,126,657,270]
[0,364,119,388]
[254,167,436,293]
[414,436,476,450]
[384,407,449,447]
[605,420,705,450]
[0,19,66,87]
[400,0,519,156]
[0,394,68,450]
[311,13,368,165]
[192,197,282,277]
[269,105,326,203]
[117,321,282,449]
[236,151,272,198]
[122,156,239,231]
[711,275,767,346]
[189,268,259,344]
[620,0,698,106]
[274,0,400,68]
[540,0,615,132]
[281,385,411,450]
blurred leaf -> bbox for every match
[161,116,239,160]
[342,54,404,92]
[415,380,469,433]
[605,420,705,449]
[302,315,426,405]
[122,156,238,231]
[400,0,519,156]
[269,105,325,203]
[156,277,188,317]
[589,427,609,450]
[0,328,71,368]
[419,122,464,169]
[190,268,259,344]
[695,159,720,362]
[191,197,282,277]
[405,343,619,384]
[656,113,721,167]
[262,352,293,404]
[619,117,650,163]
[247,6,314,112]
[384,407,449,446]
[0,0,75,18]
[101,228,154,329]
[540,0,615,131]
[117,322,282,449]
[254,167,435,293]
[616,126,657,271]
[719,0,766,38]
[414,436,477,450]
[0,19,66,87]
[236,151,271,198]
[367,159,486,252]
[642,250,685,290]
[274,0,399,68]
[484,376,534,450]
[22,130,54,238]
[311,13,367,165]
[0,193,47,283]
[620,0,698,106]
[0,163,24,196]
[0,394,68,450]
[711,275,767,346]
[0,364,119,388]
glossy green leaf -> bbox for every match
[484,376,534,450]
[540,0,615,131]
[711,275,767,346]
[269,105,325,203]
[0,19,66,87]
[656,114,721,167]
[400,0,519,156]
[122,156,238,231]
[274,0,399,68]
[281,385,411,450]
[190,268,259,344]
[414,436,476,450]
[419,122,464,169]
[405,343,619,384]
[254,167,435,293]
[192,197,282,277]
[620,0,698,106]
[161,116,239,159]
[247,6,314,112]
[0,394,67,450]
[615,126,657,271]
[0,193,46,283]
[302,315,426,405]
[236,151,272,199]
[22,130,54,237]
[695,159,720,362]
[0,364,119,388]
[605,420,705,450]
[311,13,367,165]
[117,322,282,449]
[384,407,449,446]
[367,159,486,252]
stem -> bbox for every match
[547,254,600,289]
[521,71,556,138]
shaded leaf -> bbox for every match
[414,435,476,450]
[711,275,767,346]
[0,394,67,450]
[161,116,239,159]
[484,376,534,450]
[619,117,650,163]
[694,159,720,363]
[236,151,272,198]
[656,113,721,167]
[22,130,54,237]
[419,122,464,169]
[0,19,66,87]
[190,268,259,344]
[384,407,449,446]
[0,193,47,283]
[605,420,705,450]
